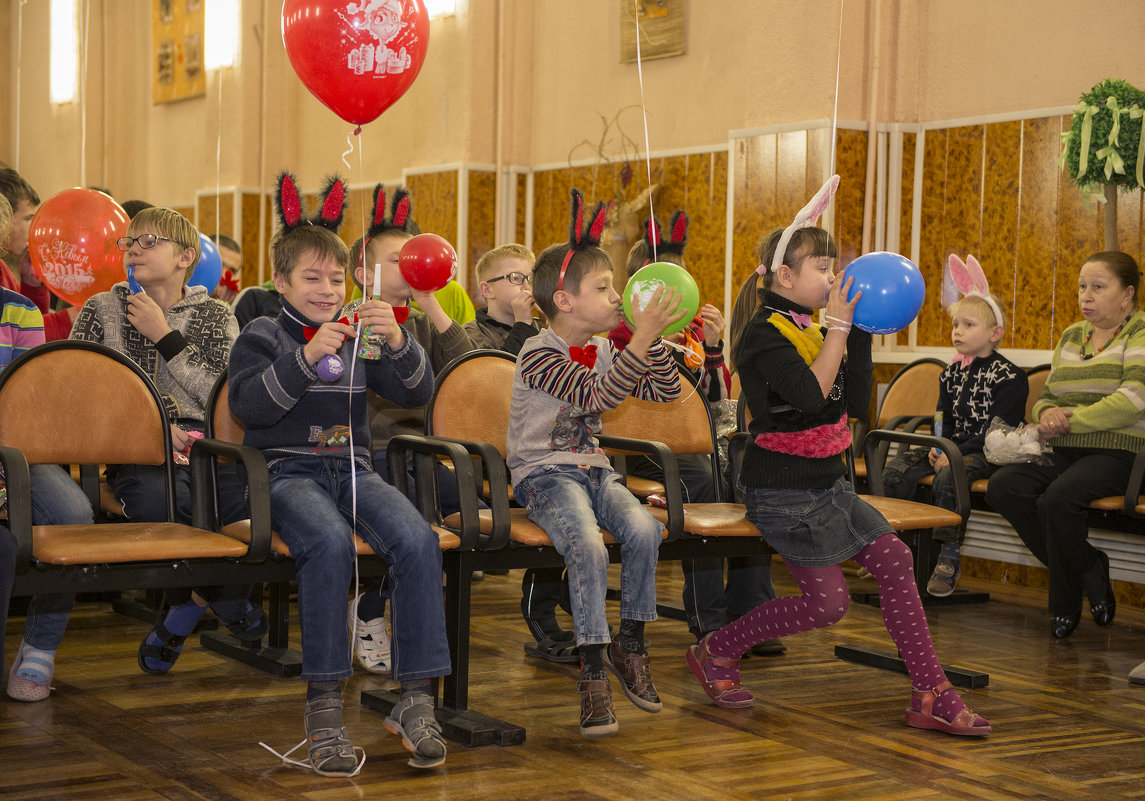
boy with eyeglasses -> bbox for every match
[464,243,541,353]
[70,206,266,676]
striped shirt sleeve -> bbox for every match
[520,340,679,412]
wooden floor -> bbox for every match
[4,564,1145,801]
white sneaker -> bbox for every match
[348,596,391,674]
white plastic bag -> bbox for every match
[983,416,1053,465]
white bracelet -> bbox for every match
[824,315,851,327]
[828,325,851,334]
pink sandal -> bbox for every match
[905,680,991,736]
[686,634,754,709]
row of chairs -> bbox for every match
[0,344,991,746]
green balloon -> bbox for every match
[621,262,701,337]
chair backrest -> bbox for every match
[206,373,245,444]
[600,375,715,456]
[0,341,171,467]
[427,351,516,457]
[876,358,945,427]
[1025,364,1051,423]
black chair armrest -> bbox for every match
[863,429,970,526]
[0,446,32,573]
[597,433,684,540]
[189,438,273,564]
[1123,442,1145,517]
[385,434,497,550]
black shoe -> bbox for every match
[1090,550,1116,627]
[1051,612,1081,639]
[748,638,787,656]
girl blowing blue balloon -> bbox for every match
[688,178,991,737]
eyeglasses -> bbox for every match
[116,233,182,252]
[486,271,531,286]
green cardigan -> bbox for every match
[1033,309,1145,453]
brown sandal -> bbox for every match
[685,634,754,709]
[905,680,991,736]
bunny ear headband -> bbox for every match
[642,210,688,266]
[275,171,347,234]
[757,174,840,276]
[360,184,414,272]
[942,253,1003,326]
[558,188,608,291]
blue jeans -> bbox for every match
[268,455,450,681]
[23,465,96,650]
[514,465,661,646]
[0,525,16,669]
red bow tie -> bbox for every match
[219,269,239,293]
[789,311,814,330]
[303,315,357,341]
[569,344,598,368]
[392,305,411,324]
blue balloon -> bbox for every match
[843,251,926,334]
[190,232,223,291]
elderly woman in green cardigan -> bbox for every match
[987,251,1145,639]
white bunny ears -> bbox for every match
[756,174,840,277]
[942,253,1004,327]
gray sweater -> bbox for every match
[70,282,237,427]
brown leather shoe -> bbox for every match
[578,678,618,738]
[603,639,662,713]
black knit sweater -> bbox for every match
[736,290,873,489]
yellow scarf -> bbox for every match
[768,312,823,365]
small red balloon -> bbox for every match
[27,188,130,307]
[399,234,458,292]
[281,0,430,127]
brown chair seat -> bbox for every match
[624,475,665,499]
[221,520,460,556]
[443,508,666,548]
[646,503,760,537]
[32,522,248,564]
[859,495,962,530]
[1089,495,1145,513]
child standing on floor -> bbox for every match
[687,177,991,736]
[508,189,685,738]
[228,174,450,774]
[882,254,1027,596]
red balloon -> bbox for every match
[27,188,130,307]
[281,0,430,127]
[399,233,458,292]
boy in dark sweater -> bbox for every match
[228,174,449,775]
[882,291,1027,596]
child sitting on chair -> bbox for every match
[508,189,684,738]
[228,173,450,775]
[881,254,1027,596]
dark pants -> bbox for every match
[111,461,251,608]
[0,525,15,673]
[883,447,998,545]
[628,452,774,637]
[985,447,1134,616]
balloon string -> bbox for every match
[341,131,357,172]
[15,0,27,169]
[216,53,223,246]
[829,0,844,176]
[632,0,656,262]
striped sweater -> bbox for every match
[1032,309,1145,453]
[0,288,45,371]
[507,326,681,488]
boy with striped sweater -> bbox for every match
[507,191,685,738]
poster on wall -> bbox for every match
[152,0,206,104]
[620,0,686,63]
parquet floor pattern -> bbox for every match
[3,564,1145,800]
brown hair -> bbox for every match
[532,243,612,319]
[271,225,350,282]
[729,226,838,369]
[348,229,413,289]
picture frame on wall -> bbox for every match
[152,0,206,103]
[620,0,686,63]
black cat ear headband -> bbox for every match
[641,210,688,266]
[274,171,347,233]
[360,184,414,274]
[558,188,608,291]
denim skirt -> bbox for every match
[742,476,894,567]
